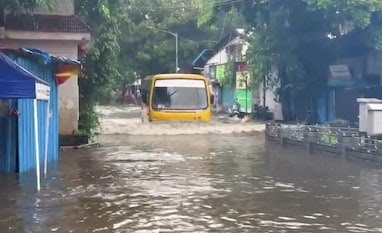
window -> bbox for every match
[152,79,208,110]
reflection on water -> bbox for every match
[1,134,382,232]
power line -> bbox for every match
[219,12,228,42]
[146,26,218,44]
[178,34,218,44]
[135,0,248,44]
[127,0,248,10]
[214,0,247,7]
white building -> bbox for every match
[194,29,282,120]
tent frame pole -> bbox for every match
[33,99,41,191]
[44,98,50,176]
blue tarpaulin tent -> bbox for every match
[0,52,50,191]
[0,52,49,99]
[3,48,79,174]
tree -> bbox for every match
[74,0,127,136]
[3,0,52,13]
[75,0,222,136]
[203,0,382,121]
[117,0,218,79]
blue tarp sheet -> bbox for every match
[3,48,81,66]
[0,52,48,99]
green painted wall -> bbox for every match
[236,89,252,113]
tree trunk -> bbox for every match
[279,65,293,122]
[262,75,267,108]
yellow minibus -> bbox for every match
[140,74,213,122]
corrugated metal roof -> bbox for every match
[17,58,60,164]
[2,48,81,66]
[192,29,246,68]
[17,99,48,172]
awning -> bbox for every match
[22,48,82,86]
[55,62,81,85]
[0,52,50,99]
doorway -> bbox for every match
[335,88,359,123]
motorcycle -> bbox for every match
[228,99,245,118]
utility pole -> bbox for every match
[146,26,179,73]
[175,32,179,73]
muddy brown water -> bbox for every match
[1,134,382,232]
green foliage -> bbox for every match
[221,60,235,87]
[75,0,222,136]
[203,0,382,120]
[3,0,53,13]
[75,0,125,136]
[303,0,382,29]
[117,0,218,79]
[78,105,100,138]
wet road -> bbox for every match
[1,134,382,232]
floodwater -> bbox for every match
[96,105,265,135]
[1,134,382,233]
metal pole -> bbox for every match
[44,99,50,176]
[145,26,179,73]
[33,99,41,191]
[175,33,179,73]
[245,77,248,113]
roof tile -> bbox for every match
[5,14,91,33]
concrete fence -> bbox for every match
[265,123,382,162]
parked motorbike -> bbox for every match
[228,99,245,118]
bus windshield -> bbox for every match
[152,79,208,110]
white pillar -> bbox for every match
[44,99,50,176]
[175,33,179,73]
[33,99,41,191]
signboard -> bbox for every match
[329,65,351,80]
[236,70,250,90]
[235,64,252,112]
[35,83,50,101]
[236,89,252,113]
[215,65,226,83]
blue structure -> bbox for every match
[0,52,50,175]
[14,50,60,164]
[316,77,382,124]
[0,48,81,175]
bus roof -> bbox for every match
[145,73,207,81]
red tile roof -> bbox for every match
[5,14,91,33]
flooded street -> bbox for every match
[96,105,265,135]
[1,133,382,232]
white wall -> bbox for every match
[253,68,283,120]
[205,47,229,66]
[256,88,283,121]
[204,37,249,74]
[3,39,80,135]
[203,36,283,119]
